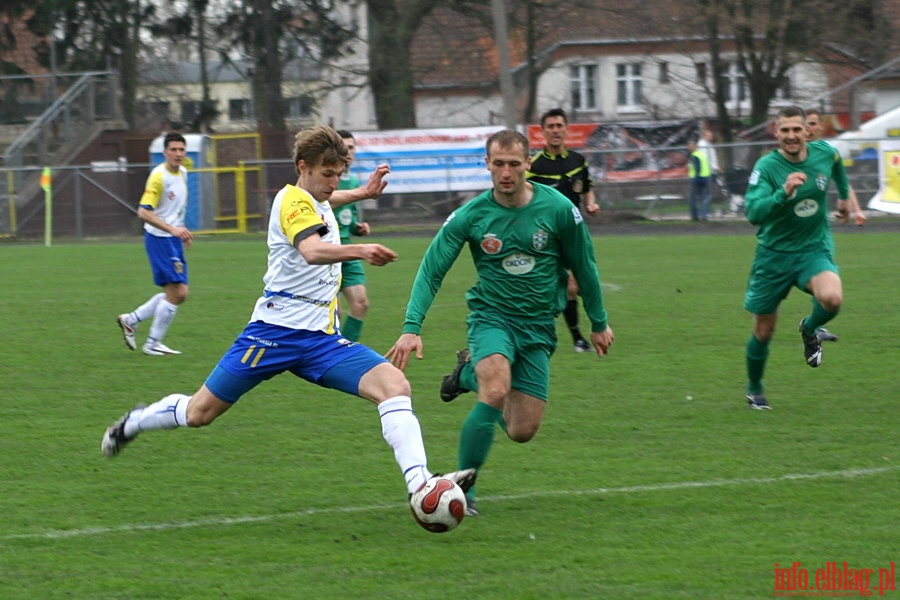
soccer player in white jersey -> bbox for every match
[116,132,193,356]
[101,126,475,520]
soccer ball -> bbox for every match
[409,476,467,533]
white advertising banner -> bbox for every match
[867,139,900,214]
[351,126,500,194]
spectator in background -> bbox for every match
[687,137,712,221]
[697,126,720,175]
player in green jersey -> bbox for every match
[742,105,852,410]
[334,130,371,341]
[386,129,615,515]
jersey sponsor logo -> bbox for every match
[794,198,818,218]
[815,174,828,191]
[572,206,584,225]
[532,229,548,250]
[572,179,584,194]
[502,252,535,275]
[337,208,353,226]
[481,233,502,255]
[265,301,286,312]
[749,170,760,185]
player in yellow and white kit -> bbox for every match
[101,126,475,519]
[116,132,193,356]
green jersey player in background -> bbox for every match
[387,129,615,515]
[742,105,854,410]
[334,130,372,341]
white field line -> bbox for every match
[2,465,895,542]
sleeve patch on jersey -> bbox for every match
[572,205,584,225]
[748,169,760,186]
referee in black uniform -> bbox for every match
[527,108,600,352]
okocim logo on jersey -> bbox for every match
[794,198,818,218]
[501,252,535,275]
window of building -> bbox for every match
[695,62,707,83]
[180,100,200,124]
[140,101,170,122]
[228,98,252,121]
[569,64,598,111]
[286,95,314,120]
[776,76,792,100]
[616,63,643,108]
[722,62,748,108]
[658,61,670,84]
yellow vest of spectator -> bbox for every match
[689,149,711,178]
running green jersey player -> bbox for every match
[742,105,854,410]
[387,129,615,515]
[334,130,371,341]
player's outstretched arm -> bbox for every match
[330,164,390,207]
[386,333,424,371]
[297,235,397,266]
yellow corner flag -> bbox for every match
[42,166,52,246]
[41,167,51,192]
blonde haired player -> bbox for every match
[102,126,474,520]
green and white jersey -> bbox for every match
[401,182,608,334]
[334,172,361,244]
[745,139,849,253]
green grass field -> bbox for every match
[1,230,897,599]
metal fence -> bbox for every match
[0,138,888,241]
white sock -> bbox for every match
[147,299,178,343]
[377,396,431,494]
[132,293,165,325]
[124,394,191,437]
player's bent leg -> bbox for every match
[343,284,369,320]
[184,385,234,427]
[358,362,412,403]
[502,390,545,443]
[806,271,842,313]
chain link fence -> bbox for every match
[0,137,889,241]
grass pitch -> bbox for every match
[0,228,897,599]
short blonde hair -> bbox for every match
[292,126,350,174]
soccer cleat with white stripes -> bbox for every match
[116,314,137,351]
[746,393,772,410]
[101,404,146,457]
[143,341,182,356]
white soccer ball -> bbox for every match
[409,476,467,533]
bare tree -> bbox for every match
[366,0,442,128]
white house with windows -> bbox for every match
[131,4,874,133]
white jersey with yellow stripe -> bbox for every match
[140,163,188,237]
[249,184,342,333]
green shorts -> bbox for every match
[743,245,839,315]
[465,311,557,401]
[340,259,366,289]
